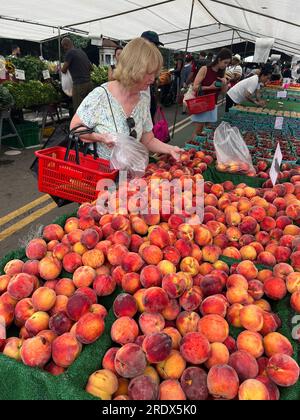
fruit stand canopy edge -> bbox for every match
[0,0,299,56]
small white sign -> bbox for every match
[275,116,284,130]
[42,70,51,80]
[277,91,288,99]
[270,143,283,186]
[15,69,25,80]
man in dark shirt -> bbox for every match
[61,38,93,112]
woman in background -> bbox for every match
[108,46,123,81]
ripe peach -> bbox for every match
[207,365,239,400]
[226,288,249,305]
[255,231,271,247]
[240,305,264,332]
[198,314,229,343]
[179,287,202,312]
[143,365,160,386]
[22,260,39,277]
[32,287,56,312]
[200,274,224,297]
[163,327,182,350]
[37,330,58,344]
[122,273,141,294]
[291,291,300,313]
[93,274,116,297]
[227,274,248,290]
[229,351,259,382]
[157,350,186,380]
[128,375,159,400]
[4,259,24,276]
[111,266,126,287]
[240,245,257,261]
[256,376,280,401]
[115,344,147,378]
[176,311,200,336]
[14,298,35,327]
[222,247,241,260]
[90,303,107,319]
[248,280,264,301]
[162,299,181,321]
[66,293,91,321]
[240,217,258,235]
[102,347,119,373]
[236,261,258,281]
[180,257,200,276]
[3,337,23,361]
[140,266,162,289]
[237,331,264,359]
[54,278,75,298]
[134,289,147,313]
[49,312,72,335]
[257,269,273,283]
[64,217,79,233]
[226,212,241,227]
[139,312,165,335]
[260,312,279,336]
[95,240,112,257]
[26,238,47,260]
[200,295,228,318]
[194,226,213,246]
[141,245,163,265]
[52,243,71,261]
[163,246,181,265]
[175,239,192,258]
[20,336,51,367]
[238,379,270,400]
[81,249,104,269]
[43,224,64,241]
[227,304,243,328]
[157,260,176,276]
[121,252,143,273]
[52,333,81,368]
[76,312,105,344]
[226,227,242,242]
[62,252,82,274]
[6,273,34,301]
[264,277,287,300]
[142,287,169,313]
[205,343,229,369]
[287,272,300,293]
[111,317,139,345]
[25,311,49,335]
[44,362,65,376]
[113,293,138,318]
[180,367,208,401]
[162,274,186,299]
[267,354,300,387]
[180,332,211,364]
[50,295,68,316]
[149,227,170,249]
[130,234,144,253]
[273,263,294,280]
[264,332,294,358]
[159,379,186,400]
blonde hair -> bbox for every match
[114,38,163,89]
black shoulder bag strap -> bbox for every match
[99,85,118,133]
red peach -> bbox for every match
[7,273,35,300]
[26,238,47,260]
[20,336,51,367]
[140,265,162,288]
[82,249,105,269]
[207,365,239,400]
[66,293,91,321]
[93,274,116,297]
[52,333,81,368]
[22,260,39,277]
[273,263,294,280]
[236,261,258,280]
[76,312,105,344]
[102,347,119,373]
[229,351,259,382]
[115,344,147,378]
[237,331,264,359]
[139,312,165,335]
[176,311,200,336]
[111,317,139,345]
[161,299,181,321]
[179,287,202,312]
[141,245,163,265]
[267,354,300,387]
[4,259,24,276]
[14,298,35,326]
[44,362,65,376]
[200,295,228,318]
[122,273,141,294]
[142,287,169,313]
[49,312,73,335]
[240,305,264,332]
[264,277,287,300]
[113,293,138,318]
[55,278,76,297]
[90,303,107,318]
[198,314,229,343]
[25,311,50,335]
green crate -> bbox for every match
[2,121,40,148]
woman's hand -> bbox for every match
[168,145,184,161]
[81,133,116,147]
[218,77,228,86]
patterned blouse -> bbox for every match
[77,83,153,159]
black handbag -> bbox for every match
[30,124,97,207]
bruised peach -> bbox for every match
[142,287,169,313]
[115,344,147,379]
[207,365,239,400]
[163,327,182,350]
[180,332,211,365]
[139,312,165,335]
[179,287,202,312]
[181,367,208,401]
[20,336,51,367]
[66,293,91,321]
[49,312,72,335]
[128,375,159,400]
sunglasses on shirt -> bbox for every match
[126,117,137,139]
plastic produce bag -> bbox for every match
[110,133,149,178]
[183,85,196,106]
[214,122,255,175]
[61,71,73,97]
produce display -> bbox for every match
[7,56,48,82]
[1,147,300,401]
[233,104,300,119]
[91,65,108,87]
[0,85,14,110]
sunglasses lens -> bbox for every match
[127,118,135,129]
[131,130,137,139]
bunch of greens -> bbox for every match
[8,56,48,81]
[3,81,62,109]
[0,85,14,110]
[91,65,108,87]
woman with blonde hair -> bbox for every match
[70,37,181,160]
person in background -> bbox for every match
[206,52,214,65]
[70,38,182,162]
[197,51,208,71]
[272,61,282,81]
[141,31,164,122]
[227,54,243,87]
[225,64,273,112]
[174,53,184,100]
[61,37,93,112]
[182,54,194,114]
[108,46,123,81]
[283,64,292,79]
[11,45,21,58]
[192,48,232,137]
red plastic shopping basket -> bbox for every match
[35,146,118,204]
[186,93,216,115]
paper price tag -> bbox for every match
[42,70,51,80]
[15,69,25,80]
[277,91,287,99]
[270,143,283,186]
[275,117,284,130]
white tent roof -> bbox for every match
[0,0,299,55]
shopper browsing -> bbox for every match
[192,48,232,137]
[227,54,243,87]
[225,64,273,112]
[70,38,182,161]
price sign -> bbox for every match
[42,70,51,80]
[277,91,287,99]
[15,69,25,80]
[275,116,284,130]
[270,143,283,186]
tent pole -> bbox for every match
[40,43,43,58]
[171,0,195,139]
[58,27,62,81]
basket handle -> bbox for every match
[64,125,96,164]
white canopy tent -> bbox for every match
[0,0,299,56]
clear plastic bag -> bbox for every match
[183,85,196,106]
[110,133,149,178]
[214,122,255,174]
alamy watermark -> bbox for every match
[96,171,204,225]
